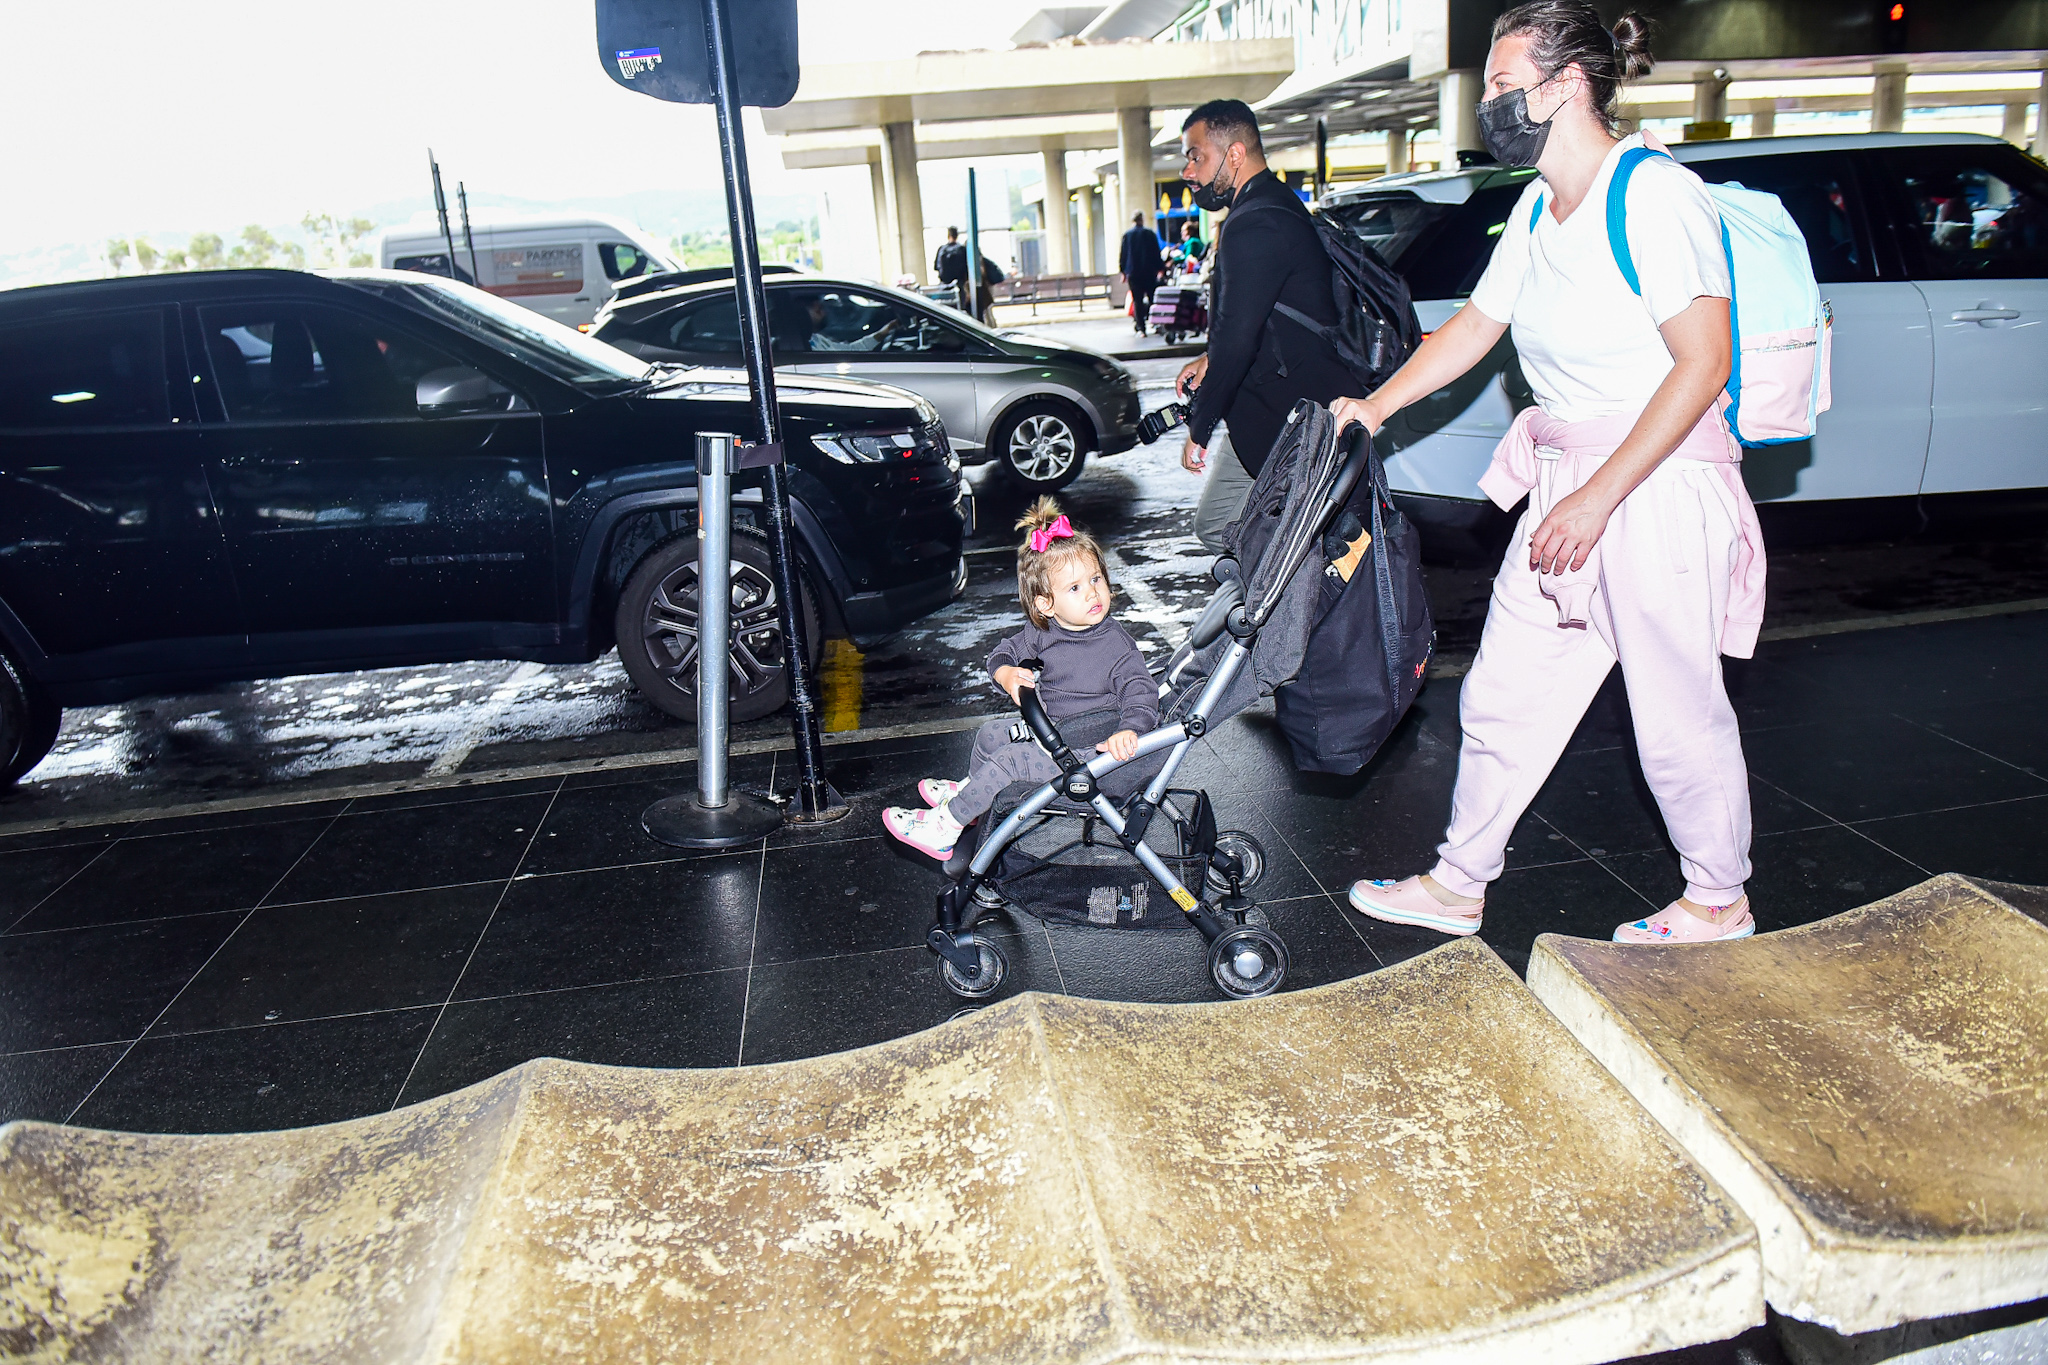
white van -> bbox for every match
[377,214,683,330]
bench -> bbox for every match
[990,272,1127,317]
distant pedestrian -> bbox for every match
[1175,220,1206,274]
[1340,1,1766,946]
[1175,98,1354,552]
[1119,212,1163,334]
[974,251,1003,324]
[934,227,970,310]
[882,498,1157,860]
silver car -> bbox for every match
[590,272,1143,492]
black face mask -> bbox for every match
[1189,160,1236,213]
[1476,78,1558,168]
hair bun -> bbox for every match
[1014,495,1065,536]
[1611,11,1654,81]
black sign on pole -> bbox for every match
[598,0,848,828]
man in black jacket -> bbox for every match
[1118,212,1163,334]
[1175,99,1353,549]
[933,227,969,310]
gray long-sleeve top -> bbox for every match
[986,617,1158,735]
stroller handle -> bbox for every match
[1325,421,1374,518]
[1016,685,1082,775]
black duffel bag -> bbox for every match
[1272,439,1434,774]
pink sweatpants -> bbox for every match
[1430,457,1754,906]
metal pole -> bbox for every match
[457,181,481,285]
[965,167,984,322]
[696,431,733,807]
[429,150,459,279]
[640,429,782,848]
[1314,118,1328,202]
[704,0,846,822]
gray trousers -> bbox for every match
[1192,425,1255,554]
[948,718,1063,823]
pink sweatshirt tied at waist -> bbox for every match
[1476,403,1767,658]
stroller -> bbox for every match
[1146,284,1207,345]
[926,402,1380,1001]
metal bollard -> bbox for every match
[640,431,782,849]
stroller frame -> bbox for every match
[926,419,1376,1001]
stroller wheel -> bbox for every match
[1210,926,1288,999]
[1205,831,1267,893]
[939,933,1009,999]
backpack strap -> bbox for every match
[1605,145,1673,296]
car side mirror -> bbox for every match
[417,365,511,417]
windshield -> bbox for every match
[1321,196,1456,267]
[336,271,652,390]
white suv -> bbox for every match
[1320,133,2048,556]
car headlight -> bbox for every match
[814,430,919,464]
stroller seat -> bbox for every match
[926,401,1382,1002]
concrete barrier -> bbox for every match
[2,938,1761,1364]
[1529,875,2048,1337]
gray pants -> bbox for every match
[1192,425,1255,554]
[948,718,1063,823]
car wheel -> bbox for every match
[0,649,59,785]
[993,400,1088,493]
[615,527,822,724]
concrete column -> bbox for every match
[867,157,898,282]
[1749,105,1775,138]
[879,120,926,284]
[1693,76,1728,124]
[1076,183,1098,274]
[1437,69,1482,162]
[1040,142,1072,276]
[1871,68,1907,134]
[1385,129,1409,174]
[1116,105,1154,229]
[2037,69,2047,155]
[2003,101,2030,147]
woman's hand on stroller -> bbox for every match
[1096,729,1139,762]
[994,664,1038,704]
[1330,394,1386,437]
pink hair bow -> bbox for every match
[1029,515,1074,554]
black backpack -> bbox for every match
[1232,203,1422,393]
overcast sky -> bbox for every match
[0,0,1045,257]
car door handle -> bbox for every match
[1951,308,2021,323]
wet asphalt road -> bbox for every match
[7,352,2047,829]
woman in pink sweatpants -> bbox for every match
[1336,0,1765,945]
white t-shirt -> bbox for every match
[1468,135,1731,423]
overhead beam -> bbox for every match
[775,114,1137,171]
[761,39,1292,135]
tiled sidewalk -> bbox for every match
[2,610,2044,1137]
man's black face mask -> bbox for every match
[1190,156,1236,212]
[1476,74,1560,168]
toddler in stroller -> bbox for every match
[914,403,1383,1002]
[883,498,1158,860]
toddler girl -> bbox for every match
[884,498,1158,859]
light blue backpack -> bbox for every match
[1532,145,1835,447]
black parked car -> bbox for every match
[0,269,972,781]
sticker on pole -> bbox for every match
[615,46,662,79]
[1171,886,1199,912]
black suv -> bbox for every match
[0,269,972,781]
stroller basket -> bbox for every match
[926,403,1375,1001]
